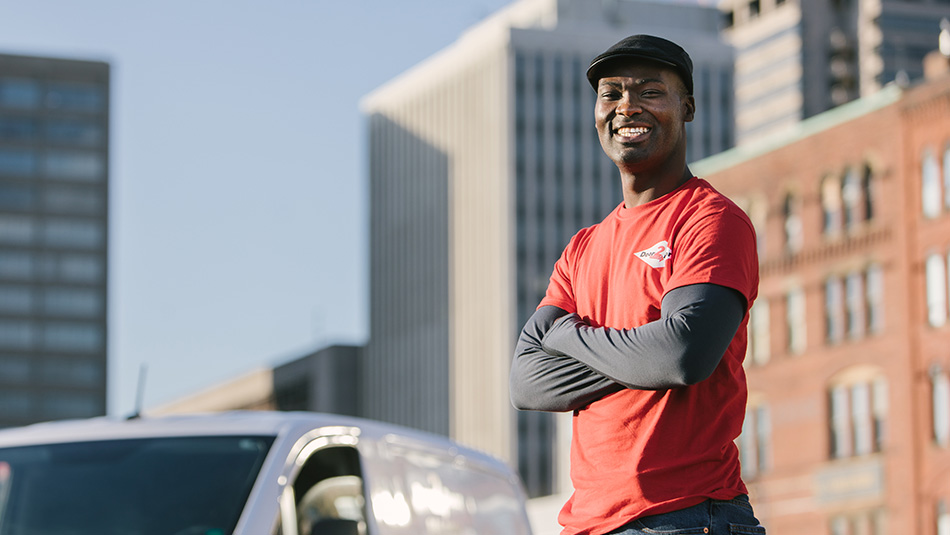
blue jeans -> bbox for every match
[605,495,766,534]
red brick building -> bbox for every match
[693,54,950,535]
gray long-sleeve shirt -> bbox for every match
[509,283,746,412]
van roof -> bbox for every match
[0,411,469,458]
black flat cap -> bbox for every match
[587,34,694,95]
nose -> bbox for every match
[616,93,642,116]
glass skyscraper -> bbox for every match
[0,53,110,428]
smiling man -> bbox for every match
[509,35,766,535]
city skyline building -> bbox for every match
[360,0,734,499]
[0,53,110,428]
[691,48,950,534]
[719,0,950,146]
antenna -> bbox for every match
[127,363,148,420]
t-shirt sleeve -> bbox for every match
[538,233,582,314]
[666,208,759,309]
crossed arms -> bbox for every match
[509,283,746,412]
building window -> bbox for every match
[927,253,948,327]
[830,371,887,459]
[40,391,102,419]
[842,167,862,230]
[846,271,866,339]
[734,196,766,256]
[45,82,105,113]
[42,219,104,249]
[42,287,103,317]
[55,254,104,283]
[0,285,34,314]
[0,184,36,210]
[748,297,770,366]
[739,399,771,479]
[866,263,885,334]
[43,150,105,181]
[0,251,33,279]
[831,510,886,535]
[924,147,942,218]
[944,144,950,211]
[933,367,950,447]
[786,286,807,355]
[45,118,105,147]
[863,163,875,222]
[822,175,844,236]
[0,77,41,109]
[939,501,950,535]
[0,148,38,176]
[41,322,102,352]
[783,192,803,254]
[42,186,104,215]
[0,320,35,350]
[825,276,845,344]
[0,215,36,245]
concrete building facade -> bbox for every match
[691,51,950,535]
[0,53,110,428]
[360,0,734,498]
[719,0,950,145]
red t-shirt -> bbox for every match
[539,177,759,535]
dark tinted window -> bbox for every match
[0,435,274,535]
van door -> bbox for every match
[280,433,368,535]
[358,436,533,535]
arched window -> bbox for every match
[943,143,950,211]
[923,147,942,218]
[783,192,803,253]
[862,163,875,222]
[785,285,806,354]
[821,175,843,236]
[866,263,885,334]
[825,275,845,344]
[748,297,771,366]
[932,365,950,447]
[842,167,862,230]
[738,393,771,479]
[846,270,866,339]
[926,252,948,327]
[829,366,887,459]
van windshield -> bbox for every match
[0,435,274,535]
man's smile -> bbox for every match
[613,125,651,142]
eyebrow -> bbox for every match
[599,77,666,90]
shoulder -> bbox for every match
[679,178,754,230]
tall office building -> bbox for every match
[0,54,110,428]
[719,0,950,145]
[361,0,733,498]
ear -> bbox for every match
[683,95,695,123]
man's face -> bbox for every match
[593,61,695,173]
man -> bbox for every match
[509,35,765,535]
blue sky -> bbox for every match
[0,0,514,415]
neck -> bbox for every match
[620,164,693,208]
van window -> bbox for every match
[293,445,366,535]
[0,436,273,535]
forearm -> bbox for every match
[509,306,624,412]
[541,284,745,390]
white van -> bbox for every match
[0,411,533,535]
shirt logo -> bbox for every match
[636,240,672,268]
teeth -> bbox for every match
[617,127,649,136]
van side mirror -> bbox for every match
[309,518,361,535]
